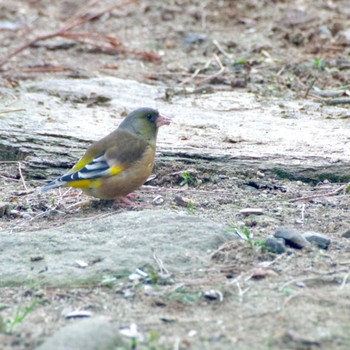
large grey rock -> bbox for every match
[35,317,128,350]
[0,210,231,286]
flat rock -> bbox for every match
[0,210,231,286]
[1,77,350,182]
[35,317,128,350]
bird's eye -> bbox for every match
[147,114,154,121]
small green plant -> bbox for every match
[313,57,325,70]
[346,184,350,193]
[139,330,170,350]
[230,225,265,249]
[167,286,202,303]
[281,286,296,297]
[6,299,38,333]
[180,171,196,186]
[187,200,196,215]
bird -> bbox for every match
[41,107,171,204]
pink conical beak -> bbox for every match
[156,113,171,127]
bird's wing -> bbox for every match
[62,153,122,182]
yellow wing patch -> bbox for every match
[68,179,102,189]
[66,166,123,189]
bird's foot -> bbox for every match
[113,194,148,209]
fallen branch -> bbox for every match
[290,183,348,202]
[0,0,160,68]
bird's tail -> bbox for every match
[41,177,66,192]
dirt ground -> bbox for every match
[1,0,350,349]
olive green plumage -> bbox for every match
[42,107,170,200]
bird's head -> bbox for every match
[119,107,171,141]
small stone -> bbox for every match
[275,226,310,249]
[174,195,194,208]
[30,255,44,262]
[9,209,20,217]
[188,330,197,337]
[341,229,350,238]
[319,25,333,38]
[75,260,89,268]
[303,232,331,250]
[265,237,286,254]
[251,268,278,279]
[204,289,223,302]
[183,33,208,45]
[152,195,164,206]
[21,212,33,220]
[336,28,350,45]
[65,310,92,319]
[160,317,176,323]
[119,323,141,339]
[239,208,264,216]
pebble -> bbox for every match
[152,195,164,206]
[239,208,264,216]
[65,310,92,319]
[336,28,350,45]
[204,289,223,302]
[303,231,331,250]
[75,260,89,268]
[274,226,310,249]
[265,237,286,254]
[183,33,208,45]
[174,195,194,208]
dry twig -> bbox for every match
[195,54,225,86]
[290,183,348,202]
[0,161,28,191]
[0,0,160,68]
[0,109,26,114]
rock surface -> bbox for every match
[0,210,231,286]
[1,77,350,181]
[35,317,128,350]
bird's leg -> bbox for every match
[118,196,136,207]
[112,194,147,208]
